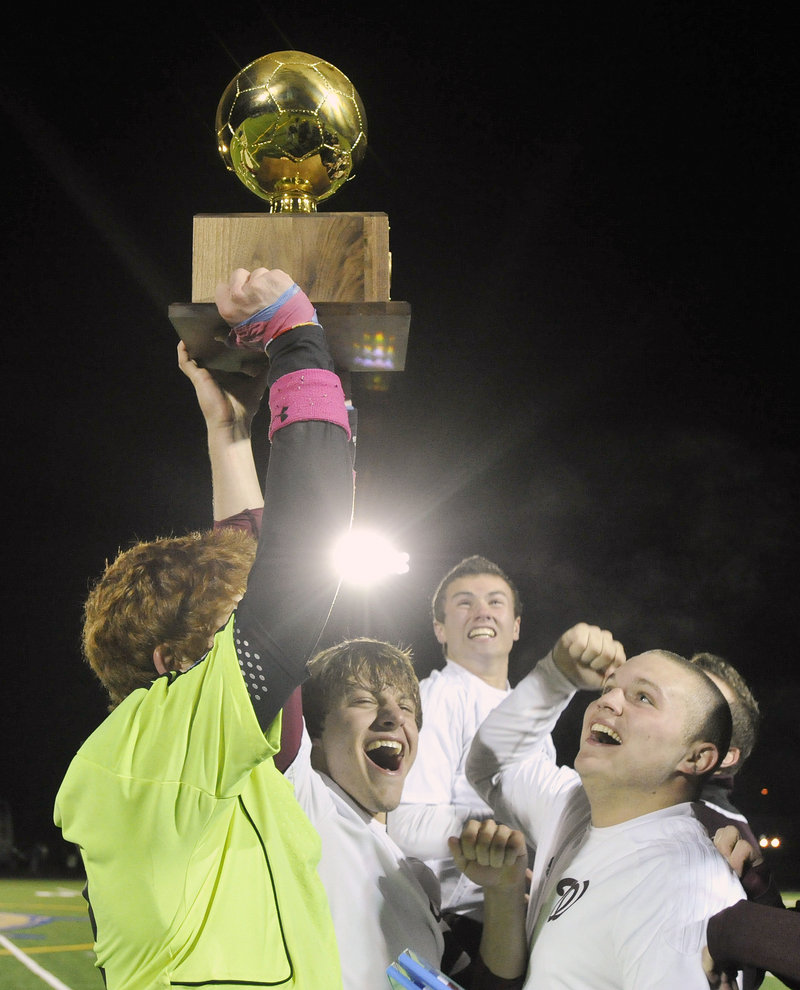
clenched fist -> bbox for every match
[553,622,626,690]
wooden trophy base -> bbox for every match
[169,212,410,378]
[168,300,410,376]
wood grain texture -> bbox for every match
[191,213,391,303]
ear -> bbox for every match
[153,644,187,675]
[433,620,447,646]
[718,745,741,772]
[512,616,521,642]
[153,644,172,675]
[678,742,720,778]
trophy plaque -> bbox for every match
[169,50,410,385]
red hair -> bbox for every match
[83,529,256,707]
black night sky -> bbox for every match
[3,5,797,883]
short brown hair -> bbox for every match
[303,638,422,738]
[646,650,732,788]
[83,528,256,708]
[690,652,761,770]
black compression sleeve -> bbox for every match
[234,324,353,729]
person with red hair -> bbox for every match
[55,268,354,990]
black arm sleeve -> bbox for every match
[233,324,354,729]
[707,900,800,990]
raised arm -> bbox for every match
[178,311,301,769]
[213,268,354,729]
[177,339,269,520]
[466,624,624,834]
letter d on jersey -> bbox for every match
[548,878,590,921]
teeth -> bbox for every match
[468,628,495,638]
[365,740,402,753]
[591,723,622,744]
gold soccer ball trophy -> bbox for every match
[216,50,368,213]
[172,49,408,389]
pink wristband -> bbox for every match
[227,289,318,350]
[268,369,351,441]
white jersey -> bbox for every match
[287,730,444,989]
[467,654,746,989]
[389,659,555,917]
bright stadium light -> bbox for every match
[332,528,410,586]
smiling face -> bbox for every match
[433,573,521,683]
[574,652,725,824]
[311,680,419,823]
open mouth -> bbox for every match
[590,723,622,745]
[468,627,496,639]
[365,740,403,771]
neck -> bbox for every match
[585,782,691,828]
[313,749,388,825]
[448,654,508,690]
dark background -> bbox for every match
[2,4,797,884]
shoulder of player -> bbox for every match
[628,816,739,894]
[419,663,473,707]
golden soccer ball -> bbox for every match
[216,50,367,212]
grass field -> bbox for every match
[0,877,100,989]
[0,877,796,989]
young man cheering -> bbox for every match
[454,623,746,989]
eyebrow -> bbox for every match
[450,588,510,600]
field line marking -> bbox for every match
[0,933,74,989]
[0,942,94,955]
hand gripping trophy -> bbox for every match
[170,50,410,385]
